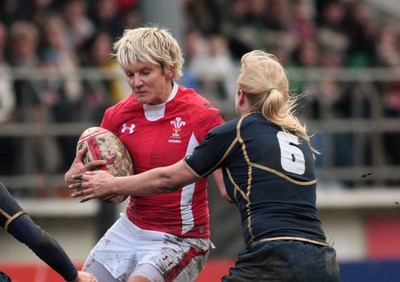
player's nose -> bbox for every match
[133,76,143,87]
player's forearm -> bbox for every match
[1,183,78,281]
[72,160,198,201]
[114,161,196,196]
[9,215,78,281]
[114,170,177,196]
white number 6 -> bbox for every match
[277,132,305,175]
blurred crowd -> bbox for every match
[0,0,400,189]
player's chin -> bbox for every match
[133,93,148,102]
[135,93,162,105]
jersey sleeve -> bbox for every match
[0,183,78,281]
[189,94,225,142]
[8,215,78,281]
[185,119,237,177]
[100,106,114,130]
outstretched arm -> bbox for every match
[9,217,97,282]
[0,183,97,282]
[70,160,199,202]
[9,215,80,281]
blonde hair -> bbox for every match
[113,26,184,80]
[237,50,310,144]
[10,20,39,44]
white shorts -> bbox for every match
[85,213,212,282]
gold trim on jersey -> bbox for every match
[186,113,319,244]
[233,113,317,243]
[1,209,26,232]
[252,236,330,247]
[237,114,317,186]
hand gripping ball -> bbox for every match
[77,127,133,203]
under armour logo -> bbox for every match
[162,255,174,267]
[121,123,135,134]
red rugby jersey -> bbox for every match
[100,83,224,238]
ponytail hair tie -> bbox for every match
[267,87,277,94]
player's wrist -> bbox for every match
[113,177,123,194]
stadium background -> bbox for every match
[1,0,400,281]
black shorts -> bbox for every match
[0,183,26,231]
[222,240,340,282]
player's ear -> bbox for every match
[235,89,250,116]
[237,89,246,105]
[165,66,174,79]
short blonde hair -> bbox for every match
[10,20,39,44]
[113,26,184,80]
[237,50,310,144]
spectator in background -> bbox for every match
[189,33,236,101]
[23,0,57,28]
[345,2,378,68]
[287,37,323,167]
[120,6,140,31]
[115,0,138,12]
[0,22,17,176]
[0,23,14,122]
[80,31,129,122]
[8,20,41,70]
[8,20,46,183]
[288,37,322,118]
[290,0,316,40]
[39,14,82,103]
[58,0,95,51]
[373,26,400,68]
[319,47,358,187]
[219,0,253,60]
[374,25,400,167]
[183,0,222,35]
[316,1,349,60]
[180,28,207,89]
[381,81,400,168]
[0,0,52,24]
[219,0,297,61]
[87,0,125,41]
[38,14,83,172]
[253,0,296,61]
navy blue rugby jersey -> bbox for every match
[184,112,327,247]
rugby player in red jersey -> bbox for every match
[65,26,225,282]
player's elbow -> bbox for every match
[152,163,194,194]
[160,176,181,193]
[156,170,183,194]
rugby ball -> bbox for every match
[77,127,133,204]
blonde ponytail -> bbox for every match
[262,88,309,143]
[237,50,311,146]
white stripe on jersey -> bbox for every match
[181,132,200,234]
